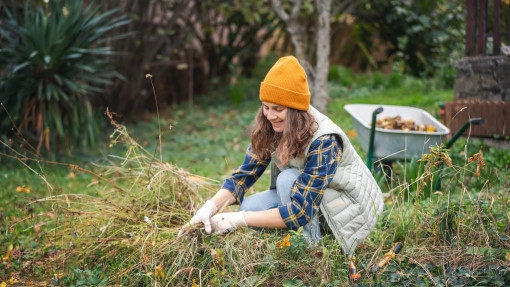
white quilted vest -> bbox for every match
[269,106,384,255]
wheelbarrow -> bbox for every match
[344,104,450,165]
[344,104,484,189]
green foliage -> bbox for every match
[66,264,108,286]
[328,65,356,87]
[0,0,129,155]
[1,60,509,285]
[353,0,465,77]
[193,0,280,83]
[373,262,510,286]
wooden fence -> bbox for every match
[466,0,510,56]
[444,100,509,137]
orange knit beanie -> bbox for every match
[259,56,310,111]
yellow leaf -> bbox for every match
[0,281,6,287]
[156,264,164,279]
[3,244,13,261]
[192,279,199,287]
[506,253,510,261]
[277,235,292,248]
[10,277,19,284]
[345,130,357,139]
[16,186,31,193]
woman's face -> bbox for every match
[262,101,288,133]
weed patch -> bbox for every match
[1,69,509,285]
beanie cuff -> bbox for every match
[260,82,310,111]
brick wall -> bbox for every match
[454,56,510,101]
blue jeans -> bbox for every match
[239,168,322,244]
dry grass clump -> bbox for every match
[25,111,224,285]
[23,111,345,286]
[371,145,510,274]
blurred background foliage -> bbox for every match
[352,0,465,78]
[0,0,470,156]
[0,0,130,156]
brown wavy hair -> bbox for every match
[251,106,316,166]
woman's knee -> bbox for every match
[276,169,300,195]
[239,196,259,212]
[239,190,280,212]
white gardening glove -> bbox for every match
[178,200,218,236]
[210,211,247,234]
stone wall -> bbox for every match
[454,56,510,101]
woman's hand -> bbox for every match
[178,189,236,237]
[210,211,247,234]
[178,200,217,236]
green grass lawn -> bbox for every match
[1,67,509,286]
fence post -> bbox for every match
[493,0,501,55]
[466,0,477,56]
[508,9,510,44]
[478,0,488,55]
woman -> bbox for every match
[181,56,383,256]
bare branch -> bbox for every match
[271,0,290,22]
[332,0,362,18]
[290,0,303,18]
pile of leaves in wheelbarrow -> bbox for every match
[375,115,437,132]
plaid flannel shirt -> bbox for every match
[221,134,342,230]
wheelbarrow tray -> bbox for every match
[344,104,450,161]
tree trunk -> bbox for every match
[313,0,331,114]
[271,0,332,113]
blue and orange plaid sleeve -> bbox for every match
[278,134,343,230]
[220,145,270,203]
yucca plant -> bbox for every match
[0,0,129,155]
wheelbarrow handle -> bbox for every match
[445,117,485,149]
[367,107,384,171]
[470,118,484,125]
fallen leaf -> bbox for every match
[16,186,31,193]
[156,264,164,279]
[346,130,357,138]
[2,244,13,261]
